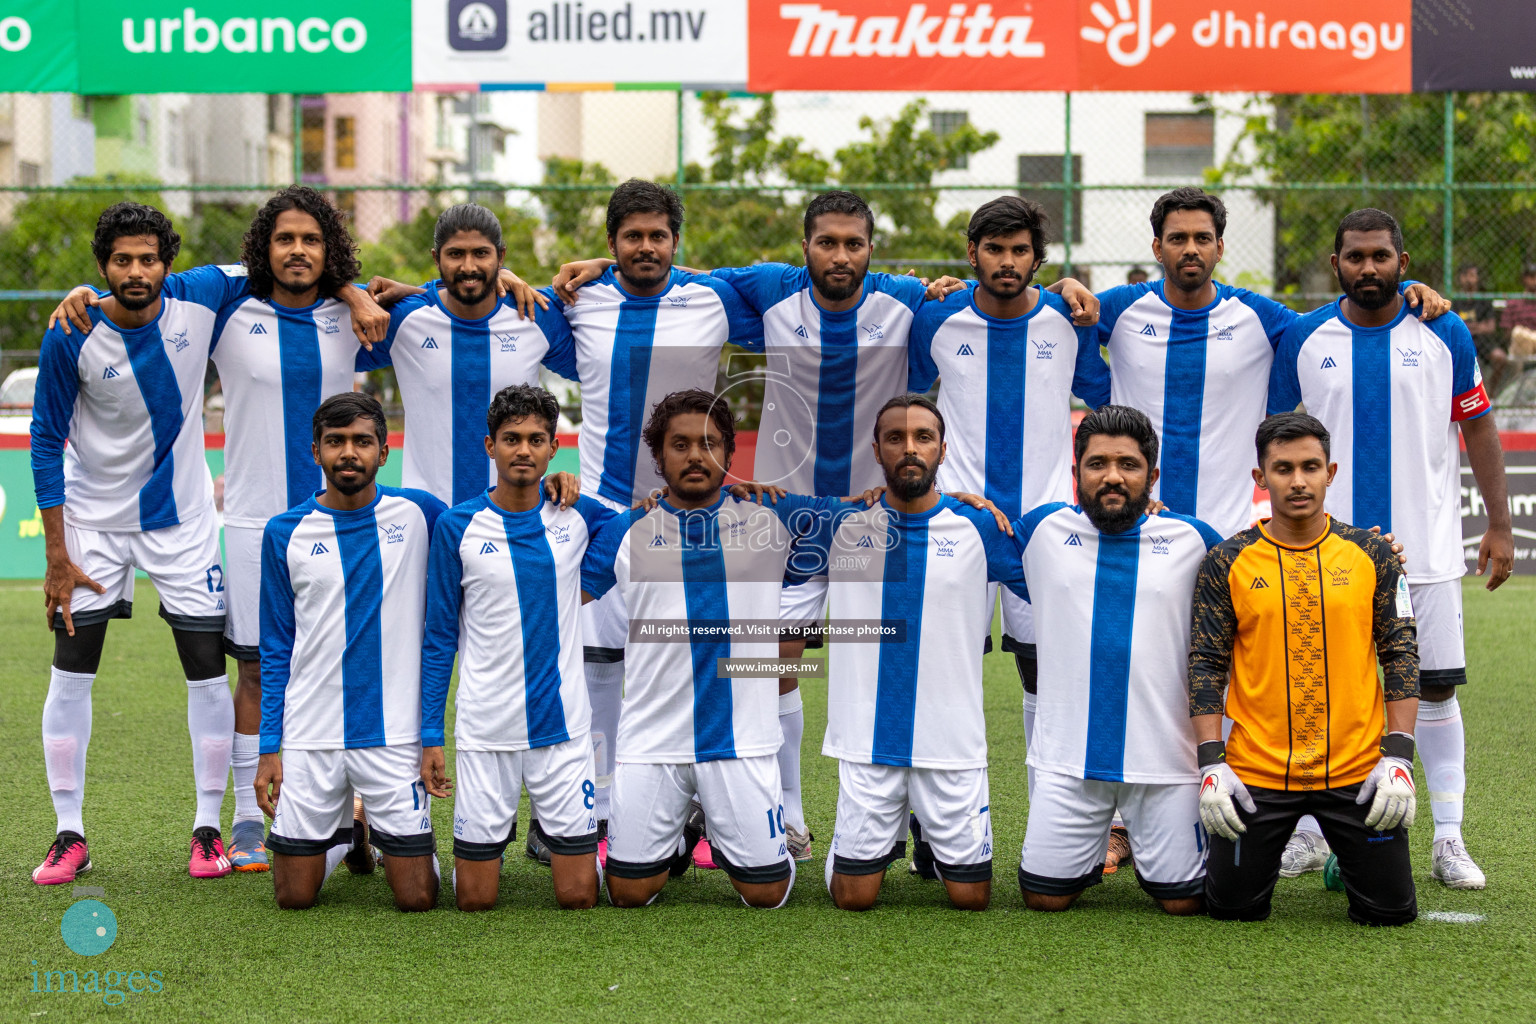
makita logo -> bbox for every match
[121,11,369,55]
[0,16,32,53]
[780,4,1045,59]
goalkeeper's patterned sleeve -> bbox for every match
[1187,533,1244,717]
[1358,525,1421,702]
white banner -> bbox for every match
[413,0,747,87]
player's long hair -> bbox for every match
[241,186,361,299]
[92,202,180,269]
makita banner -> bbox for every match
[746,0,1414,93]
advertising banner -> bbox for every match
[0,0,77,91]
[75,0,412,94]
[1462,447,1536,576]
[1412,0,1536,92]
[413,0,749,88]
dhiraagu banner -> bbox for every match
[75,0,412,94]
[0,0,78,91]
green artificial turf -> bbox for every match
[1,578,1532,1022]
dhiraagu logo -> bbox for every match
[31,894,165,1006]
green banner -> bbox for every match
[0,0,78,91]
[75,0,411,94]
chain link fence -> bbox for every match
[3,89,1535,409]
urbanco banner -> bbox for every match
[0,0,78,91]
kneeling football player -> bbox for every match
[420,384,611,910]
[256,393,447,911]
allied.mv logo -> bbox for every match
[449,0,507,51]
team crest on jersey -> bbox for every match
[1215,325,1235,341]
[310,542,329,556]
[855,535,875,548]
[1325,565,1352,586]
[249,322,268,335]
[1397,347,1420,367]
[1249,576,1268,589]
[668,295,690,308]
[956,342,975,356]
[1064,533,1082,546]
[648,534,667,548]
[863,323,885,341]
[1148,534,1172,555]
[794,324,809,339]
[479,541,499,555]
[421,336,439,349]
[547,524,571,544]
[1031,338,1057,360]
[102,365,121,380]
[382,523,407,545]
[933,537,958,558]
[316,315,340,335]
[166,329,190,353]
[1320,355,1338,369]
[495,331,519,352]
[1138,323,1157,337]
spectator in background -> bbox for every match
[1127,265,1150,285]
[1457,264,1506,393]
[1498,263,1536,390]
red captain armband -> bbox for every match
[1452,383,1491,421]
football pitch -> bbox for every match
[2,578,1532,1023]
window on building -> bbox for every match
[1016,154,1083,245]
[19,161,41,187]
[930,110,971,170]
[334,116,356,170]
[267,95,283,135]
[334,190,356,222]
[301,105,325,175]
[1144,112,1215,178]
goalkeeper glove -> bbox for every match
[1355,732,1417,831]
[1197,741,1255,842]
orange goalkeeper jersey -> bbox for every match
[1187,517,1418,790]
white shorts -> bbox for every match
[581,494,631,654]
[829,761,993,882]
[779,577,828,632]
[986,582,1035,652]
[57,513,225,632]
[452,738,600,861]
[1018,768,1205,901]
[222,523,263,659]
[1410,579,1466,683]
[268,743,435,858]
[606,755,793,885]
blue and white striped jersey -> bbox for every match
[798,495,1028,769]
[259,486,447,753]
[1017,504,1221,784]
[421,489,616,752]
[370,283,578,506]
[1269,301,1490,585]
[31,265,250,532]
[210,294,374,527]
[580,492,838,764]
[909,285,1111,517]
[711,264,926,496]
[1098,281,1295,539]
[550,268,764,506]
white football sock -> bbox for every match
[1416,695,1466,844]
[1022,691,1038,801]
[231,732,262,825]
[777,688,806,832]
[1296,815,1323,839]
[584,660,624,823]
[186,675,234,831]
[323,843,349,880]
[824,848,836,895]
[42,668,94,836]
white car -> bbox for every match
[0,366,37,436]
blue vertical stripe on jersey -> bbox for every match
[813,316,858,497]
[275,308,324,509]
[125,329,185,529]
[1159,310,1210,516]
[984,321,1025,515]
[680,512,735,760]
[600,302,661,504]
[1084,532,1139,781]
[505,513,569,747]
[872,517,926,766]
[1350,328,1392,534]
[450,319,492,506]
[334,512,386,747]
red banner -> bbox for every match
[746,0,1412,93]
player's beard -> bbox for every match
[110,278,161,312]
[1165,255,1212,295]
[976,263,1034,302]
[1081,481,1151,535]
[1338,266,1400,311]
[810,259,866,303]
[885,456,937,501]
[620,254,670,290]
[445,271,493,306]
[326,460,375,496]
[274,261,322,297]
